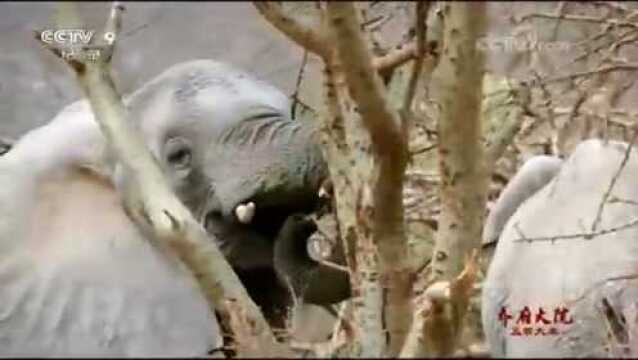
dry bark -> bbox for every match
[326,3,412,356]
[255,1,415,356]
[425,2,488,356]
[37,3,287,357]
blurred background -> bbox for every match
[5,2,634,140]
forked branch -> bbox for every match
[36,2,286,357]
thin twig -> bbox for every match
[521,12,638,29]
[513,217,638,243]
[534,64,638,86]
[402,1,430,115]
[591,129,638,231]
[410,143,437,156]
[290,50,309,119]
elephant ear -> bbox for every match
[0,165,221,356]
[273,214,350,305]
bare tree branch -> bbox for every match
[400,250,479,357]
[402,1,431,114]
[485,81,532,167]
[326,2,412,356]
[36,2,287,357]
[426,2,488,356]
[521,12,638,29]
[373,42,418,74]
[591,129,638,231]
[536,64,638,86]
[290,49,309,119]
[253,1,331,58]
[513,217,638,243]
[254,1,423,75]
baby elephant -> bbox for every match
[0,59,348,355]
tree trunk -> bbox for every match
[427,1,488,355]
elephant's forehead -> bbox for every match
[130,60,291,134]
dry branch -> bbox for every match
[485,81,532,167]
[591,129,638,231]
[254,1,424,75]
[373,42,418,75]
[425,2,488,356]
[536,64,638,86]
[253,1,331,58]
[521,12,638,29]
[513,217,638,243]
[402,1,431,114]
[36,2,286,357]
[400,250,479,357]
[326,2,412,356]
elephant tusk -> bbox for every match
[318,187,330,199]
[318,179,334,200]
[235,202,256,224]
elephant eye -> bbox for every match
[165,138,192,170]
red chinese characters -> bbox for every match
[499,305,573,337]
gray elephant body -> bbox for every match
[1,59,342,353]
[0,100,220,357]
[483,139,638,357]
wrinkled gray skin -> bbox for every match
[122,60,327,229]
[0,59,348,354]
[0,100,220,356]
[483,139,638,357]
[482,155,563,246]
[120,60,349,319]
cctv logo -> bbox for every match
[40,29,95,46]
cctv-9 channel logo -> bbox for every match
[40,29,117,47]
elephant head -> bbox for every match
[120,60,328,235]
[0,59,350,354]
[116,60,350,324]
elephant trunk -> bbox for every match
[212,113,329,237]
[273,214,350,305]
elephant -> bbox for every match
[0,99,221,356]
[482,139,638,357]
[0,59,352,355]
[119,59,351,326]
